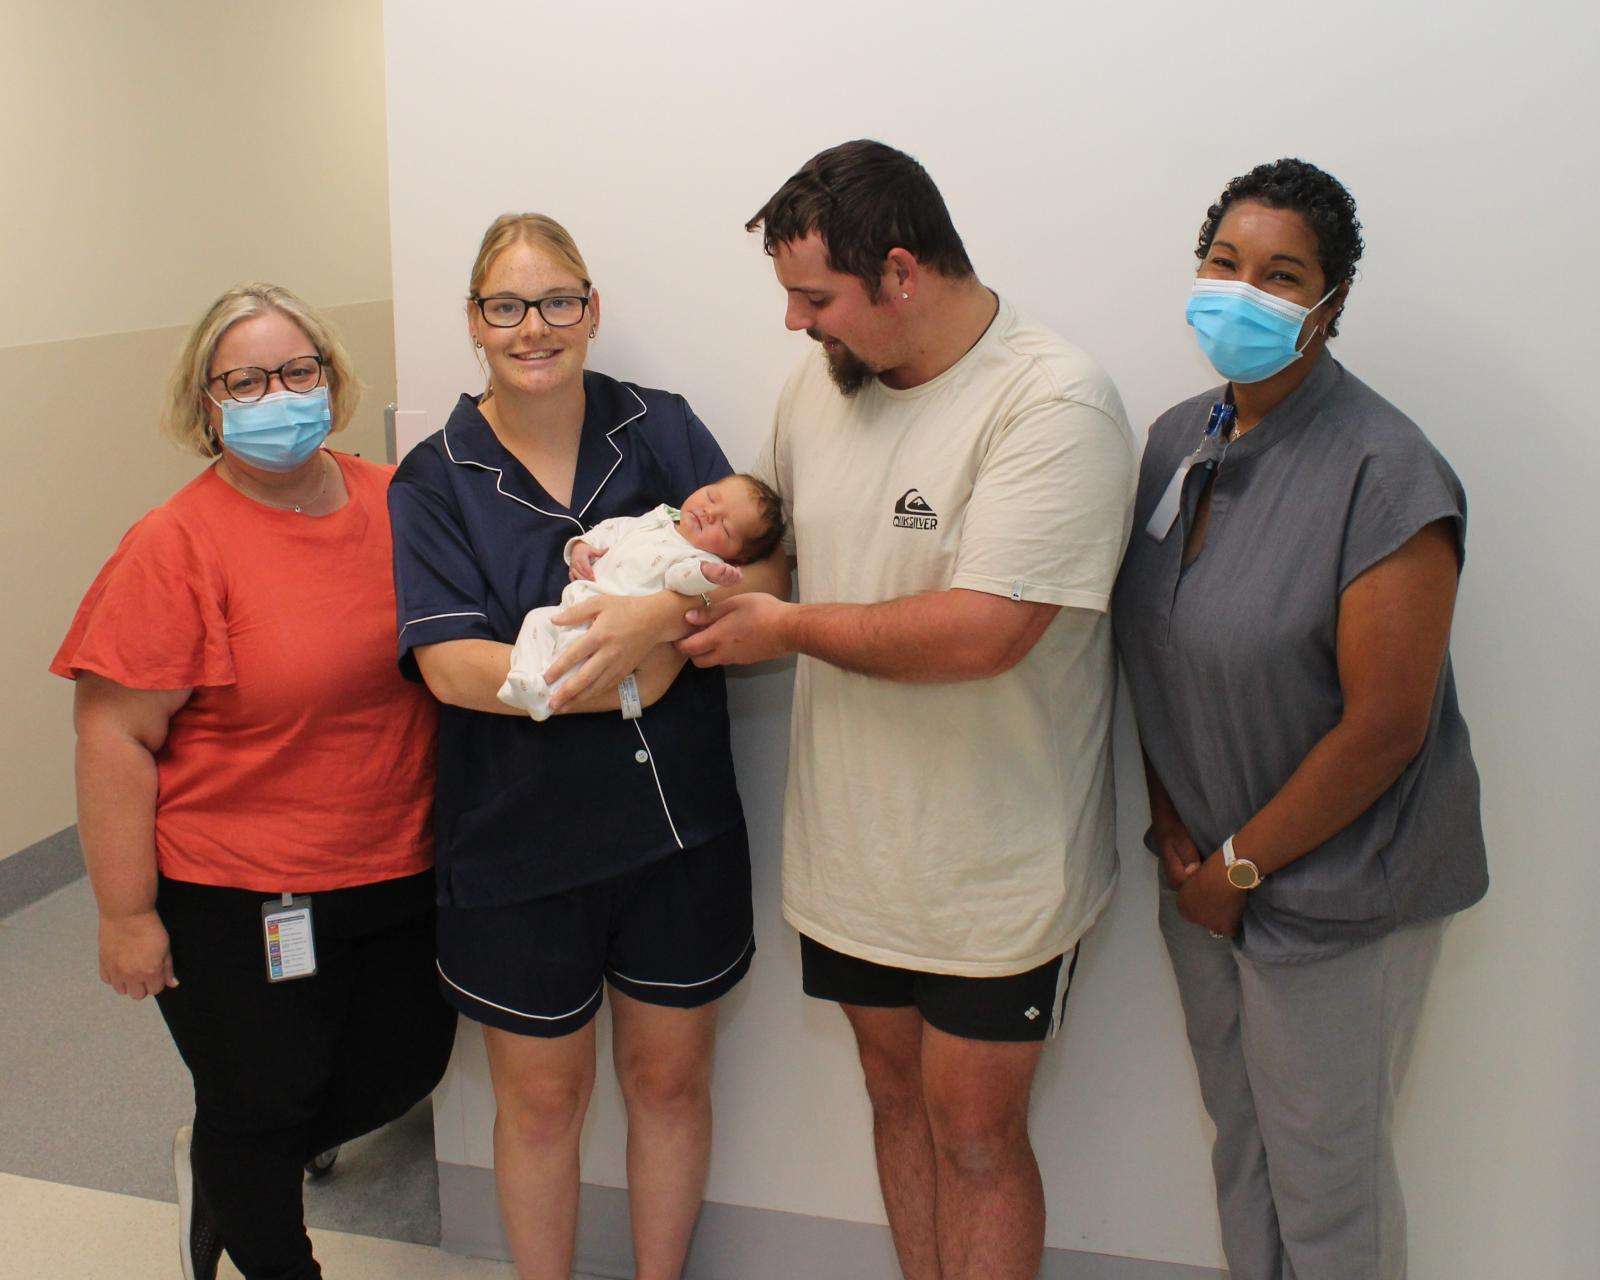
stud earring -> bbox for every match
[474,341,483,349]
[901,292,909,300]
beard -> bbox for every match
[809,329,872,396]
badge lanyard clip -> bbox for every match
[1145,401,1235,542]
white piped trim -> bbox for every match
[575,386,644,520]
[609,932,754,990]
[400,610,488,633]
[631,721,684,850]
[442,422,583,529]
[436,959,603,1023]
[442,384,645,527]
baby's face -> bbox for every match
[679,478,763,562]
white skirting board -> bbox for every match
[437,1163,1224,1280]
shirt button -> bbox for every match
[634,749,649,764]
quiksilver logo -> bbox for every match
[892,488,938,530]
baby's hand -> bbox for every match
[700,560,743,588]
[569,542,604,582]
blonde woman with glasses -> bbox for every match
[389,214,790,1280]
[52,283,457,1280]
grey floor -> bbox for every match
[0,862,442,1247]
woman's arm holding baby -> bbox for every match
[415,638,685,716]
[545,544,789,711]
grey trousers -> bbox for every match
[1158,887,1445,1280]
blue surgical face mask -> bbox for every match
[210,385,332,472]
[1186,279,1338,384]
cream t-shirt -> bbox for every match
[754,297,1137,975]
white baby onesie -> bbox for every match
[498,504,723,720]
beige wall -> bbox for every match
[0,1,394,348]
[2,2,396,858]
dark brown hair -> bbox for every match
[746,140,974,300]
[729,473,787,565]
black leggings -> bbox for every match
[155,873,457,1280]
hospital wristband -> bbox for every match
[619,674,642,720]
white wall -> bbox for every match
[385,1,1600,1272]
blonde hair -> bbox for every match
[162,283,362,458]
[468,213,591,298]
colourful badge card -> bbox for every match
[261,895,317,983]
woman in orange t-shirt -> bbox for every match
[52,283,456,1280]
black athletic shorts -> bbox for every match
[436,822,754,1037]
[800,934,1079,1043]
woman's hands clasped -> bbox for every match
[1154,811,1246,938]
[1152,815,1202,891]
[543,592,692,713]
[1177,851,1248,938]
[99,908,178,999]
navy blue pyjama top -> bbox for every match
[388,370,745,908]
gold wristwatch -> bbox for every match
[1222,835,1262,890]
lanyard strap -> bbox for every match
[1145,402,1234,542]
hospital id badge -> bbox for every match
[261,893,317,983]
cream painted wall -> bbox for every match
[3,1,396,858]
[0,1,393,349]
[387,1,1599,1275]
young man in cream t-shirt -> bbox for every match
[681,140,1136,1280]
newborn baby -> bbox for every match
[498,473,785,719]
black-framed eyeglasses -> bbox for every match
[471,293,591,329]
[207,355,327,402]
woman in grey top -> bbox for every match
[1113,159,1487,1280]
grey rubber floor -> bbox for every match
[0,873,442,1246]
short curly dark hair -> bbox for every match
[1196,158,1364,337]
